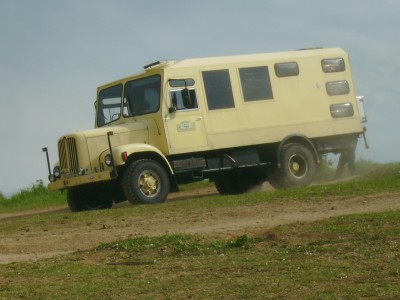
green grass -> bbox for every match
[0,180,66,212]
[1,211,399,299]
[0,163,400,298]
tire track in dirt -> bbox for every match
[1,191,399,264]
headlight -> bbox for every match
[78,168,85,176]
[48,174,56,182]
[105,154,113,166]
[53,166,61,178]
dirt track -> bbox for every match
[1,186,400,265]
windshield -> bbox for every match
[97,84,123,127]
[96,75,161,127]
[123,75,161,117]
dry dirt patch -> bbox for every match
[1,188,400,265]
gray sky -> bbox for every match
[0,0,399,196]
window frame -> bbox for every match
[274,62,299,77]
[97,84,123,127]
[330,103,354,118]
[169,87,199,111]
[202,69,235,110]
[169,78,195,88]
[326,80,350,96]
[239,66,274,102]
[123,74,162,118]
[321,58,346,73]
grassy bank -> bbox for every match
[0,210,399,299]
[0,162,399,299]
[0,180,66,212]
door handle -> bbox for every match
[196,116,203,121]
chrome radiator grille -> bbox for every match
[58,137,79,174]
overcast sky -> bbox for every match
[0,0,399,196]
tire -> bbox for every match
[268,170,283,189]
[122,159,170,204]
[273,143,316,188]
[67,185,113,212]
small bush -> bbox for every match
[0,179,66,211]
[227,234,252,249]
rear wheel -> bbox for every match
[67,185,113,212]
[123,159,170,204]
[271,143,316,188]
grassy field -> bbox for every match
[0,162,400,299]
[1,212,399,299]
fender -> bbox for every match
[276,134,320,168]
[108,143,174,175]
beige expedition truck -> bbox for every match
[43,47,367,212]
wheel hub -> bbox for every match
[291,162,300,172]
[139,173,158,196]
[288,154,307,179]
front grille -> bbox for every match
[58,137,79,174]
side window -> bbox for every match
[202,69,235,110]
[274,62,299,77]
[326,80,350,96]
[321,58,345,73]
[97,84,122,127]
[170,88,198,110]
[330,103,354,118]
[239,66,273,101]
[123,75,161,117]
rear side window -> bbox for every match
[326,80,350,96]
[202,70,235,110]
[322,58,345,73]
[239,66,273,101]
[274,62,299,77]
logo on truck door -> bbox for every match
[177,121,196,132]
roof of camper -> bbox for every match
[98,48,346,89]
[170,47,346,69]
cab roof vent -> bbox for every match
[143,60,169,70]
[297,47,323,51]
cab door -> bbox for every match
[164,82,208,154]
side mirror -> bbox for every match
[169,106,177,114]
[182,87,190,101]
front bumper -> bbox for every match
[48,171,113,191]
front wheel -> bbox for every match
[272,143,317,188]
[122,159,170,204]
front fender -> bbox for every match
[109,143,174,174]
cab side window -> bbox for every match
[170,88,198,110]
[168,79,198,111]
[123,75,161,117]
